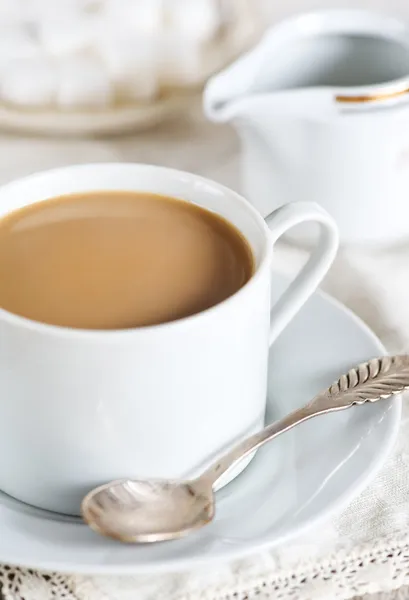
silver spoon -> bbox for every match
[82,355,409,543]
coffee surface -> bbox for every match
[0,191,254,329]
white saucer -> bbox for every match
[0,275,400,575]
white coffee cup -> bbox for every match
[0,163,338,515]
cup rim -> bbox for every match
[0,162,272,339]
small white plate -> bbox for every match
[0,275,400,575]
[0,20,262,137]
[0,94,186,137]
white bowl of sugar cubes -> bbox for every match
[0,0,263,135]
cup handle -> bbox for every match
[266,202,339,345]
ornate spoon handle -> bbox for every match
[202,356,409,487]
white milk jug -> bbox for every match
[204,10,409,246]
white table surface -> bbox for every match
[0,1,409,597]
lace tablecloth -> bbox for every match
[1,109,409,600]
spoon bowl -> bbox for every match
[82,479,214,543]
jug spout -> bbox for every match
[203,24,336,124]
[203,22,314,123]
[203,26,294,123]
[203,49,265,123]
[204,76,335,125]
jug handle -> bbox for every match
[266,202,338,345]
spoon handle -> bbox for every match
[201,355,409,487]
